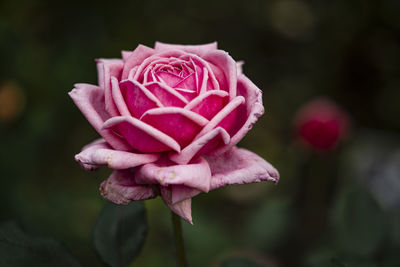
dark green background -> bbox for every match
[1,0,400,266]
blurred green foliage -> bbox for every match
[1,0,400,266]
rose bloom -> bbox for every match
[294,98,350,151]
[69,42,279,223]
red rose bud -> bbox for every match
[294,98,350,151]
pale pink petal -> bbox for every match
[69,84,130,151]
[135,156,212,192]
[141,107,209,148]
[205,147,279,190]
[185,90,229,120]
[75,139,160,170]
[100,170,158,204]
[145,82,188,107]
[169,127,230,165]
[121,50,132,62]
[199,67,209,94]
[202,50,237,98]
[161,188,193,224]
[180,54,220,90]
[103,116,181,153]
[213,75,264,155]
[154,41,218,56]
[119,80,163,118]
[122,44,155,79]
[96,59,123,116]
[194,96,245,139]
[111,77,131,116]
[169,185,201,204]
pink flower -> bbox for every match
[294,98,350,151]
[69,42,279,224]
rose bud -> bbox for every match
[69,42,279,224]
[294,98,350,151]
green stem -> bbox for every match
[171,211,188,267]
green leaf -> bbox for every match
[93,201,148,267]
[330,185,385,256]
[220,257,264,267]
[0,221,80,267]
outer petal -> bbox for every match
[135,156,212,192]
[202,50,238,98]
[96,59,123,116]
[154,41,218,56]
[100,170,158,204]
[69,84,131,151]
[141,107,209,148]
[205,147,279,191]
[122,44,156,79]
[169,127,230,165]
[75,139,160,170]
[103,116,181,153]
[161,188,193,224]
[213,75,265,155]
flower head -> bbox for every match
[69,42,279,223]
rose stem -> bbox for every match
[171,211,188,267]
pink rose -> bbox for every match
[69,42,279,224]
[294,98,350,151]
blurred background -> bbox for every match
[1,0,400,266]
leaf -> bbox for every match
[93,201,148,267]
[0,221,80,267]
[220,257,264,267]
[330,184,385,256]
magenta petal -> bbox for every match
[122,45,155,79]
[135,156,212,192]
[185,90,229,120]
[96,59,123,116]
[205,147,279,191]
[154,41,218,56]
[145,82,188,107]
[141,107,209,148]
[119,80,163,118]
[195,96,245,139]
[69,84,130,151]
[75,139,160,170]
[215,75,265,154]
[202,50,237,98]
[103,116,181,153]
[156,71,183,88]
[174,88,197,101]
[169,127,230,165]
[174,72,196,90]
[111,77,131,116]
[100,170,158,204]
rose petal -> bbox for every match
[202,50,237,98]
[205,147,279,191]
[103,116,181,153]
[121,50,132,62]
[75,139,160,170]
[162,195,193,224]
[194,96,245,139]
[185,90,229,120]
[111,77,131,116]
[122,44,155,79]
[96,59,123,117]
[145,82,188,107]
[214,75,264,154]
[154,41,218,56]
[169,127,230,165]
[119,80,163,118]
[156,71,183,88]
[69,84,131,151]
[100,170,158,204]
[174,88,197,101]
[141,107,209,148]
[135,156,212,192]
